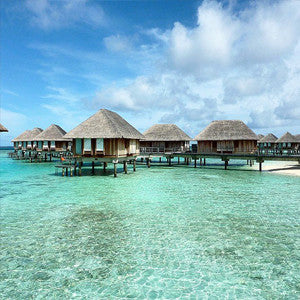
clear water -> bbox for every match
[0,150,299,299]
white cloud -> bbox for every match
[87,0,300,134]
[103,35,132,53]
[42,86,81,103]
[25,0,105,30]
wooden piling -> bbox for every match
[147,158,151,168]
[194,158,197,168]
[124,161,128,174]
[178,157,180,164]
[114,163,117,177]
[224,160,228,170]
[133,160,136,172]
[168,157,171,166]
[259,162,262,172]
[159,157,162,163]
[103,162,107,172]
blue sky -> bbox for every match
[1,0,300,145]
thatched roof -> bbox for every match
[64,109,144,139]
[0,123,8,132]
[11,130,31,142]
[295,134,300,142]
[194,120,258,141]
[259,133,278,143]
[276,132,297,143]
[34,124,71,141]
[257,134,264,140]
[142,124,191,141]
[25,128,43,141]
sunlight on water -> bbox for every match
[0,151,299,299]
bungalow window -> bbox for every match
[43,141,48,149]
[38,141,42,149]
[50,141,55,149]
[288,143,291,147]
[283,143,286,147]
[268,143,271,147]
[84,138,91,152]
[23,141,26,148]
[96,138,104,151]
[75,139,82,155]
[33,141,37,148]
[264,143,267,147]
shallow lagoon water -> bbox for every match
[0,150,299,299]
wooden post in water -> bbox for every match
[178,157,180,164]
[259,162,262,172]
[194,158,197,168]
[147,158,151,168]
[124,161,128,174]
[250,160,252,167]
[50,154,52,162]
[168,157,171,166]
[114,163,117,177]
[203,158,206,166]
[186,158,189,165]
[44,153,47,161]
[103,162,107,172]
[92,161,95,174]
[224,160,228,170]
[133,159,136,172]
[159,157,162,163]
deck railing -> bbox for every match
[140,147,189,154]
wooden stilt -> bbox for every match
[200,158,202,166]
[186,158,189,165]
[147,158,151,168]
[194,158,197,168]
[50,154,52,162]
[133,159,136,172]
[224,160,228,170]
[103,162,107,172]
[250,160,252,167]
[203,158,206,166]
[124,161,128,174]
[178,157,180,164]
[159,157,162,163]
[62,168,65,176]
[168,157,171,166]
[259,162,262,172]
[45,153,47,161]
[114,163,117,177]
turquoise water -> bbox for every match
[1,150,299,299]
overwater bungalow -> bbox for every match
[140,124,191,154]
[0,123,8,132]
[25,128,43,151]
[258,133,278,154]
[11,128,43,158]
[275,132,298,154]
[257,134,264,140]
[194,120,258,154]
[33,124,71,153]
[64,109,144,162]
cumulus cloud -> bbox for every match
[25,0,105,30]
[85,0,300,134]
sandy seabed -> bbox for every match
[252,160,300,177]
